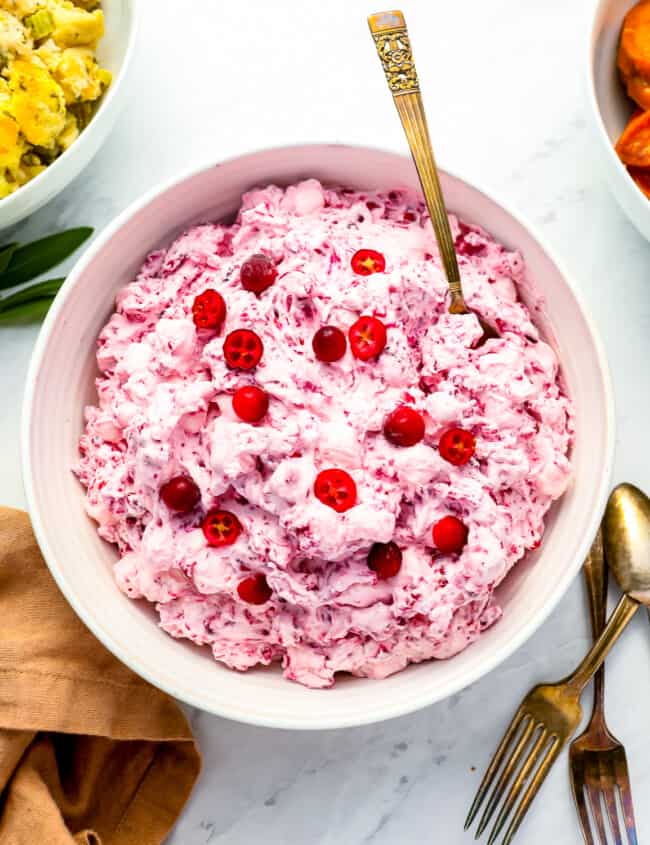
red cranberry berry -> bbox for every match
[202,509,242,547]
[383,406,426,447]
[438,427,476,466]
[232,385,269,422]
[312,326,347,362]
[314,469,357,513]
[351,249,386,275]
[192,289,226,331]
[237,573,272,605]
[160,476,200,512]
[223,329,263,370]
[348,316,387,361]
[432,516,468,554]
[240,253,278,294]
[367,541,403,579]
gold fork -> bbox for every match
[367,10,498,340]
[569,535,638,845]
[465,484,650,845]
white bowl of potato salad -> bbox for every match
[0,0,137,228]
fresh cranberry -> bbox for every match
[384,406,425,447]
[432,516,468,554]
[349,316,387,361]
[240,253,278,294]
[202,509,242,547]
[438,427,476,466]
[232,385,269,422]
[192,289,226,330]
[314,468,357,512]
[367,541,403,579]
[237,573,272,605]
[223,329,263,369]
[160,476,200,512]
[312,326,347,362]
[351,249,386,275]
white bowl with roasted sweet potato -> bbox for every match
[588,0,650,240]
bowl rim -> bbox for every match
[0,0,140,217]
[21,143,616,729]
[585,0,650,222]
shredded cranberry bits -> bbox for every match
[351,248,386,275]
[240,253,278,294]
[314,469,357,513]
[367,541,402,579]
[383,406,425,447]
[160,475,200,512]
[237,573,272,605]
[438,427,476,466]
[349,316,387,361]
[223,329,263,370]
[432,516,468,554]
[232,385,269,422]
[312,325,347,362]
[192,289,226,330]
[202,509,242,547]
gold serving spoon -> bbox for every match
[368,10,498,341]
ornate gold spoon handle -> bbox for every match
[368,10,466,314]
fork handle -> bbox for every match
[368,11,467,314]
[567,594,639,694]
[583,529,608,715]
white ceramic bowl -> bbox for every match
[1,0,138,230]
[22,145,614,730]
[587,0,650,240]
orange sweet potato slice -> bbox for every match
[615,109,650,165]
[623,73,650,110]
[619,0,650,79]
[628,165,650,197]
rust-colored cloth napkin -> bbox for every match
[0,507,201,844]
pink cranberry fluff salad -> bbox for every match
[75,179,573,689]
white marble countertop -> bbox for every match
[2,0,650,842]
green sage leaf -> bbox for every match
[0,227,92,289]
[0,243,18,274]
[0,278,64,313]
[0,296,55,325]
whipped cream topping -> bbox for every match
[75,180,573,688]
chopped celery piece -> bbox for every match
[25,9,54,40]
[70,100,95,129]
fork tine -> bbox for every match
[570,763,596,845]
[586,783,609,845]
[602,783,623,845]
[616,759,639,845]
[486,727,549,845]
[465,709,526,830]
[475,718,536,836]
[500,737,561,845]
[598,755,624,845]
